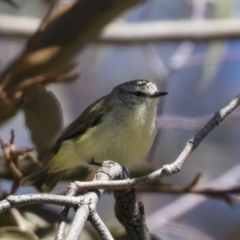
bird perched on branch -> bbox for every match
[21,79,168,192]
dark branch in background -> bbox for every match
[0,130,23,182]
[0,5,78,104]
[0,130,39,198]
[0,130,39,199]
[2,15,240,42]
[136,185,240,206]
[0,0,144,129]
[0,0,144,92]
[114,169,151,240]
[135,173,240,207]
[157,112,240,131]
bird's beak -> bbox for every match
[151,91,169,98]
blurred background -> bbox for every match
[0,0,240,239]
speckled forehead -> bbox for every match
[114,80,158,93]
[135,80,157,91]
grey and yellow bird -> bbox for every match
[21,80,168,192]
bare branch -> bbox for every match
[1,15,240,42]
[0,194,82,214]
[135,181,240,207]
[66,196,93,240]
[100,19,240,42]
[88,210,114,240]
[157,112,240,131]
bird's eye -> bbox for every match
[133,91,146,97]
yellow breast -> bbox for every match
[75,102,158,165]
[49,101,158,172]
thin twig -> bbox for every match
[147,163,240,229]
[0,130,39,198]
[66,203,89,240]
[55,183,78,240]
[0,194,83,214]
[0,131,23,182]
[157,112,240,131]
[88,210,114,240]
[135,185,240,206]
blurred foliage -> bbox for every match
[0,227,39,240]
[200,0,235,90]
[0,0,143,166]
[0,102,20,125]
[0,211,18,227]
[0,0,17,8]
[213,0,234,17]
[42,0,59,5]
[22,84,62,154]
[0,0,143,158]
[0,0,142,91]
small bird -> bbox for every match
[21,80,168,192]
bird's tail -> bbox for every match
[21,164,68,193]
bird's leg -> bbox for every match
[87,158,102,166]
[122,167,131,178]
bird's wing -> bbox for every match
[52,94,112,153]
